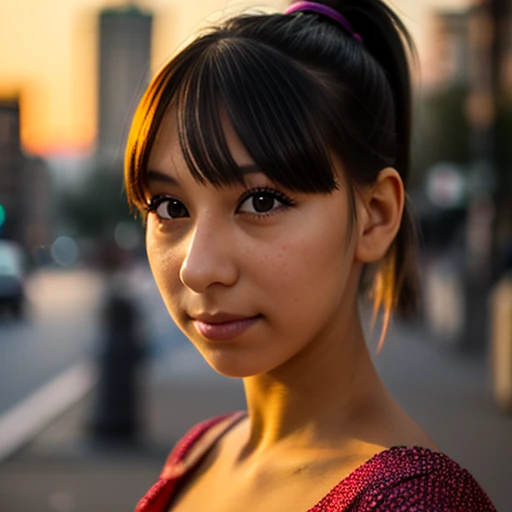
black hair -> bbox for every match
[125,0,420,327]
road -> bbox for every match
[0,269,104,415]
[0,264,185,417]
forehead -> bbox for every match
[148,107,255,174]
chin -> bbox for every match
[199,347,277,379]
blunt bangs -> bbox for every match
[125,28,341,213]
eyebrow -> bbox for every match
[147,164,262,185]
[147,170,179,185]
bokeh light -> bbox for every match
[50,236,79,267]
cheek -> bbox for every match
[145,223,163,277]
[145,223,182,304]
[256,226,352,314]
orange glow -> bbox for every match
[0,0,469,156]
[370,251,398,354]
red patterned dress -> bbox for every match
[135,412,497,512]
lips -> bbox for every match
[191,313,260,341]
[192,312,252,324]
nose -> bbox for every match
[179,217,239,293]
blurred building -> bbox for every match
[97,5,153,168]
[0,98,52,252]
[426,6,512,92]
[420,1,512,351]
[427,11,471,88]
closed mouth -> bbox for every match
[190,313,261,324]
[191,314,262,340]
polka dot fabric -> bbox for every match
[135,413,497,512]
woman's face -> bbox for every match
[145,110,362,378]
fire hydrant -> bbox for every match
[91,246,146,442]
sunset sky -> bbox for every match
[0,0,468,156]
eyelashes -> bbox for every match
[146,186,296,221]
[147,195,189,219]
[237,187,296,215]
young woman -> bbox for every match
[125,1,497,510]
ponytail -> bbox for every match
[325,0,420,331]
[336,0,416,180]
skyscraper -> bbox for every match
[0,98,52,250]
[97,5,152,167]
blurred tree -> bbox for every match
[59,164,136,240]
[412,87,512,197]
[495,97,512,195]
[411,86,471,189]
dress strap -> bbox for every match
[134,412,247,512]
[160,411,247,480]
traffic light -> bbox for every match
[0,204,5,229]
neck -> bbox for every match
[241,302,386,457]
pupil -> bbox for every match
[168,200,186,218]
[253,194,274,213]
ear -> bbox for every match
[354,167,404,264]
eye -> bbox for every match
[148,195,189,220]
[237,188,295,216]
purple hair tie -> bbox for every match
[284,1,363,43]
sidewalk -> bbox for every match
[0,345,246,512]
[1,319,511,512]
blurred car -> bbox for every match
[0,240,27,317]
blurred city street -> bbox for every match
[0,270,102,415]
[0,265,511,512]
[1,1,512,511]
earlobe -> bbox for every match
[354,168,404,264]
